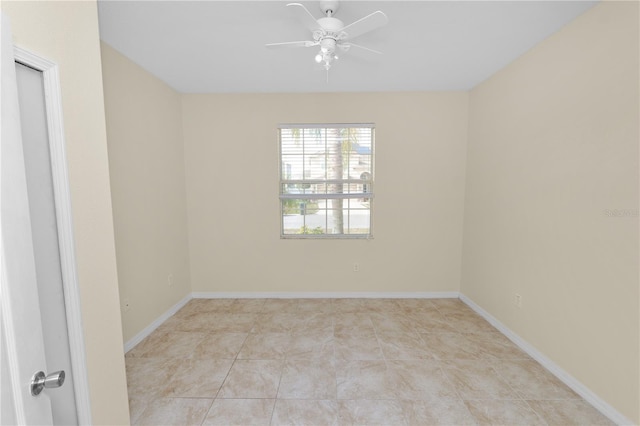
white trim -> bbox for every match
[459,293,633,426]
[13,46,93,425]
[278,123,375,129]
[124,294,192,353]
[191,291,460,299]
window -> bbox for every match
[279,123,374,238]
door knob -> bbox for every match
[31,370,65,396]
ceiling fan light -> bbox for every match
[315,53,323,63]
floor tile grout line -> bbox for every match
[211,323,253,402]
[331,314,338,406]
[487,360,528,402]
[521,398,552,426]
[434,356,483,426]
[269,373,282,426]
[198,397,216,426]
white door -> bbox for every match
[15,60,80,425]
[0,13,53,425]
[1,14,90,425]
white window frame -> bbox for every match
[278,123,375,239]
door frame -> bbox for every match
[14,45,92,425]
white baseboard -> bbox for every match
[459,293,634,426]
[191,291,460,299]
[123,293,192,353]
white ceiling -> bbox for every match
[97,0,597,94]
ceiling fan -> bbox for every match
[266,1,389,72]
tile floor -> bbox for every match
[125,298,614,425]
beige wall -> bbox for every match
[461,2,639,423]
[1,1,130,424]
[101,43,191,343]
[182,93,469,294]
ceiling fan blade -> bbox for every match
[341,11,388,40]
[339,42,383,55]
[265,41,318,49]
[287,3,320,32]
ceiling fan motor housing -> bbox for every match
[316,16,345,53]
[317,17,344,33]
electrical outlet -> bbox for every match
[167,274,174,287]
[123,298,131,312]
[353,263,359,272]
[514,293,522,308]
